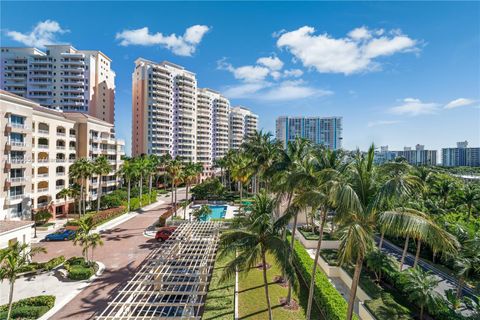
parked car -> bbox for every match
[155,226,177,242]
[45,229,76,241]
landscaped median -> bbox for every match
[290,237,360,320]
[0,295,55,319]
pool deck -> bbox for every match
[186,204,237,220]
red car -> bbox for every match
[155,227,177,242]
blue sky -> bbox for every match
[2,1,479,156]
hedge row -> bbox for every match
[17,256,65,274]
[291,237,358,320]
[0,295,55,319]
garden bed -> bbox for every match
[17,256,65,276]
[64,257,96,280]
[0,295,55,319]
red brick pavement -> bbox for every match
[33,193,183,320]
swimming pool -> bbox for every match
[200,205,227,221]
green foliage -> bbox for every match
[364,293,412,320]
[17,256,65,273]
[43,256,65,271]
[64,257,94,280]
[191,178,226,200]
[34,210,53,225]
[0,295,55,319]
[193,205,212,220]
[291,238,358,320]
[320,249,339,266]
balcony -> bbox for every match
[38,129,49,135]
[38,144,49,149]
[57,131,66,137]
[9,176,27,184]
[37,202,48,208]
[69,134,76,139]
[68,158,76,163]
[37,187,49,194]
[37,173,49,178]
[69,146,76,151]
[56,171,66,176]
[56,159,65,163]
[56,185,65,190]
[7,122,28,130]
[10,141,27,148]
[37,158,49,163]
[7,194,25,202]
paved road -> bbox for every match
[32,189,186,320]
[378,237,477,300]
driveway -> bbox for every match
[32,189,186,320]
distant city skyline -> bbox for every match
[1,1,479,155]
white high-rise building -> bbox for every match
[0,45,116,124]
[229,106,258,150]
[132,59,197,162]
[132,59,258,171]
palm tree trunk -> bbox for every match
[184,183,189,219]
[97,174,102,212]
[149,174,153,204]
[414,239,422,268]
[378,231,385,249]
[346,255,363,320]
[286,210,299,304]
[127,180,131,213]
[400,236,410,271]
[139,175,143,207]
[306,208,326,320]
[456,277,464,299]
[79,183,84,217]
[7,281,14,320]
[420,305,424,320]
[174,184,178,216]
[261,246,273,320]
[239,182,243,215]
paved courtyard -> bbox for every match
[26,190,185,320]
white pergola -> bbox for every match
[97,221,221,320]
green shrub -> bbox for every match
[0,295,55,319]
[43,256,65,271]
[291,237,358,320]
[65,256,88,267]
[320,249,339,266]
[365,293,412,320]
[17,262,41,273]
[34,210,53,225]
[67,265,94,280]
[191,178,226,200]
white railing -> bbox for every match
[38,129,49,134]
[11,141,26,147]
[37,187,49,193]
[9,194,25,200]
[56,185,64,190]
[69,158,76,163]
[37,158,49,163]
[10,177,26,183]
[69,146,76,151]
[38,144,49,149]
[37,202,48,208]
[57,132,66,136]
[37,173,49,178]
[11,158,26,164]
[56,146,66,150]
[56,159,65,163]
[69,134,76,138]
[56,172,65,176]
[10,122,27,129]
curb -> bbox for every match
[38,261,105,320]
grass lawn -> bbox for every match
[203,253,235,320]
[238,253,321,320]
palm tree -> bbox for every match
[88,233,104,262]
[218,192,295,320]
[166,158,183,215]
[120,159,139,213]
[431,174,456,209]
[182,162,203,219]
[0,242,46,320]
[69,158,94,216]
[57,187,71,218]
[229,153,254,214]
[146,154,160,204]
[135,156,149,207]
[68,183,80,217]
[453,253,477,299]
[455,183,480,221]
[73,216,95,262]
[93,156,111,212]
[400,267,442,320]
[365,249,396,283]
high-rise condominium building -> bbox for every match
[0,91,124,221]
[275,116,342,150]
[375,144,438,166]
[132,59,258,167]
[0,45,116,124]
[132,58,197,162]
[230,106,258,150]
[442,141,480,167]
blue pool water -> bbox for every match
[200,205,227,221]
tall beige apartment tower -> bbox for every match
[229,106,259,150]
[0,45,116,124]
[132,58,197,162]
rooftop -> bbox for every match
[0,220,34,234]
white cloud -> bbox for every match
[6,20,68,48]
[258,81,333,101]
[444,98,477,109]
[116,25,209,56]
[217,59,271,82]
[277,26,418,75]
[389,98,439,116]
[283,69,303,78]
[367,120,401,127]
[222,82,270,99]
[257,55,284,71]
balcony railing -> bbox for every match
[69,158,76,163]
[37,158,49,163]
[56,159,65,163]
[57,132,66,136]
[56,172,65,176]
[10,177,26,183]
[38,144,49,149]
[37,187,49,193]
[38,129,49,134]
[11,158,26,164]
[69,134,76,138]
[37,173,49,178]
[69,146,76,151]
[56,185,64,190]
[37,202,48,208]
[10,141,26,147]
[9,122,28,129]
[8,194,25,200]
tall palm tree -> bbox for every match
[166,158,183,214]
[73,216,95,262]
[229,153,254,214]
[0,242,46,320]
[120,159,140,213]
[88,233,104,262]
[93,156,111,212]
[400,267,443,320]
[431,174,456,209]
[146,154,160,204]
[182,162,203,219]
[218,192,295,320]
[365,249,396,283]
[69,158,94,216]
[57,187,71,218]
[135,156,150,207]
[455,183,480,221]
